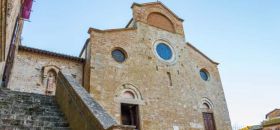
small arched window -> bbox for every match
[121,91,135,99]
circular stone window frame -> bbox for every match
[199,68,211,81]
[153,39,176,63]
[111,47,128,63]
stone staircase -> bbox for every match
[0,88,71,130]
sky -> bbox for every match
[22,0,280,128]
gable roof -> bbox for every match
[266,109,280,119]
[131,1,184,22]
[19,45,85,62]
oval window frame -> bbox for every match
[200,69,210,81]
[153,40,176,63]
[111,47,127,63]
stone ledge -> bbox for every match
[56,72,135,130]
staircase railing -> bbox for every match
[56,72,135,130]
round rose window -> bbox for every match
[155,43,173,61]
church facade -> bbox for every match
[4,2,231,130]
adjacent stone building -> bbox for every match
[262,109,280,130]
[3,1,232,130]
[0,0,24,85]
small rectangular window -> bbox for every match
[121,103,140,129]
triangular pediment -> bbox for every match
[131,2,184,22]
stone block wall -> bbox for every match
[5,0,21,58]
[86,21,231,129]
[0,0,22,81]
[55,72,135,130]
[8,50,83,95]
[266,109,280,119]
[186,43,232,130]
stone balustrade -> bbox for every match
[55,72,135,130]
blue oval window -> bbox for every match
[112,49,126,63]
[200,69,209,81]
[156,43,173,60]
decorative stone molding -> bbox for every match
[201,97,214,113]
[42,65,60,78]
[115,83,144,105]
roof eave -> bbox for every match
[19,45,85,62]
[186,42,219,65]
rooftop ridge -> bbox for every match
[186,42,219,65]
[19,45,85,62]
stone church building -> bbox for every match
[0,1,231,130]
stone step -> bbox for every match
[0,102,62,111]
[0,102,60,110]
[0,119,69,127]
[0,110,65,117]
[0,89,71,130]
[0,114,67,122]
[0,95,56,105]
[0,106,63,116]
[0,125,71,130]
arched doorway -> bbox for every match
[115,84,144,130]
[201,98,216,130]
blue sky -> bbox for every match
[22,0,280,127]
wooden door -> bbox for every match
[203,112,216,130]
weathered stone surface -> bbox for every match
[55,72,134,130]
[0,87,70,130]
[131,2,185,35]
[84,2,231,130]
[0,0,22,80]
[266,109,280,119]
[8,50,83,95]
[3,2,232,130]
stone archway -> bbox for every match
[201,97,216,130]
[115,83,144,104]
[115,83,144,129]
